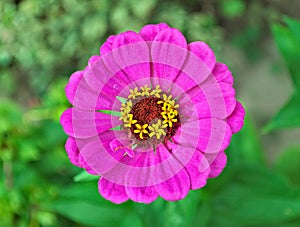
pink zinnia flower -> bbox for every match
[60,23,245,204]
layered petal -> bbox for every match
[112,31,151,86]
[139,23,170,41]
[179,82,236,119]
[98,178,128,204]
[102,144,175,187]
[212,62,234,85]
[184,151,210,190]
[109,138,135,158]
[187,41,216,73]
[173,118,232,153]
[151,28,188,89]
[88,55,100,65]
[78,154,98,175]
[208,151,227,178]
[78,131,126,177]
[227,101,245,134]
[60,108,113,138]
[172,42,215,92]
[100,35,116,55]
[84,55,133,100]
[65,137,81,167]
[65,136,98,174]
[155,168,190,201]
[66,70,114,110]
[125,186,158,204]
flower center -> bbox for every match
[119,85,180,146]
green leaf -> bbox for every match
[220,0,245,18]
[98,110,121,117]
[120,213,143,227]
[275,146,300,186]
[110,125,122,131]
[49,182,129,226]
[133,198,165,227]
[116,96,128,104]
[50,200,125,227]
[272,19,300,88]
[58,182,106,205]
[209,164,299,226]
[0,99,22,133]
[227,116,265,165]
[283,16,300,45]
[264,91,300,132]
[163,190,201,227]
[73,170,99,182]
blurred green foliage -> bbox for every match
[1,0,300,226]
[264,17,300,132]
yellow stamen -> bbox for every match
[162,113,178,127]
[141,85,151,96]
[157,94,173,105]
[120,100,132,111]
[119,85,179,141]
[150,85,162,98]
[148,120,167,139]
[124,114,137,128]
[134,124,149,139]
[128,87,141,99]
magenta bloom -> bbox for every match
[60,23,245,204]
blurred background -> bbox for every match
[1,0,300,226]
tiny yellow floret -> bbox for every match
[141,85,151,96]
[157,94,173,105]
[134,124,149,139]
[162,113,178,127]
[128,87,141,99]
[150,85,162,98]
[148,120,167,139]
[124,114,137,128]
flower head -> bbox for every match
[60,23,245,204]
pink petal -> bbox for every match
[172,42,216,91]
[139,23,170,41]
[188,41,216,73]
[65,136,98,174]
[84,55,132,99]
[227,101,245,134]
[66,69,114,110]
[179,82,236,119]
[99,71,133,98]
[78,154,98,175]
[88,55,100,65]
[65,70,85,105]
[101,144,175,188]
[98,178,129,204]
[212,63,234,85]
[155,168,190,201]
[151,28,188,84]
[125,186,158,204]
[65,137,80,167]
[109,139,135,158]
[60,108,113,138]
[172,71,198,94]
[112,31,151,87]
[185,151,210,190]
[100,35,116,55]
[79,132,125,176]
[154,28,187,47]
[208,151,227,178]
[164,140,210,190]
[173,118,232,153]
